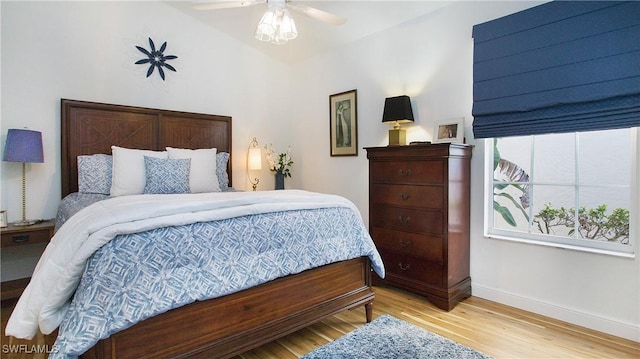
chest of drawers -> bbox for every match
[365,144,472,310]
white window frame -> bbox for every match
[484,128,638,258]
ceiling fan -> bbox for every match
[194,0,347,44]
[194,0,347,25]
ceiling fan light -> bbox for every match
[278,10,298,41]
[254,5,297,45]
[271,35,287,45]
[254,10,277,41]
[255,26,275,41]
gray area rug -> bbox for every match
[301,314,491,359]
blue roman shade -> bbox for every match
[472,1,640,139]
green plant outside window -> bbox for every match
[489,129,633,253]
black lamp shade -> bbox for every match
[382,95,414,124]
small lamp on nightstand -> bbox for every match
[382,95,414,146]
[2,128,44,226]
[247,137,262,191]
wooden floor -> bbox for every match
[1,285,638,358]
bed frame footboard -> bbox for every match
[81,257,374,359]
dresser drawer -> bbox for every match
[370,184,443,209]
[371,206,443,235]
[380,251,443,286]
[370,227,443,264]
[370,160,444,185]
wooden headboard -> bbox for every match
[61,99,232,197]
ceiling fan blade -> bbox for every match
[287,3,347,25]
[193,0,266,11]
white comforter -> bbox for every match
[6,190,373,339]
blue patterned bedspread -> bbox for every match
[50,206,383,358]
[54,189,239,232]
[54,193,109,231]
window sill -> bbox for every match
[485,233,636,259]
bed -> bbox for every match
[5,99,384,359]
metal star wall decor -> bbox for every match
[135,37,177,81]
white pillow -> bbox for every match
[110,146,168,196]
[166,147,221,193]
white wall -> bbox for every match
[0,1,289,278]
[286,1,640,342]
[2,0,638,343]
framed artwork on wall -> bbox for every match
[433,118,464,143]
[329,89,358,156]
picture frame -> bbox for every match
[433,118,464,144]
[329,89,358,156]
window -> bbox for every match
[486,128,637,256]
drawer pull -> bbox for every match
[398,216,411,224]
[12,234,30,244]
[399,169,412,177]
[400,193,410,201]
[398,262,411,271]
[399,239,412,247]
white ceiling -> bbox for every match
[166,1,453,64]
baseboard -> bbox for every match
[473,284,640,342]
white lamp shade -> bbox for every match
[248,148,262,170]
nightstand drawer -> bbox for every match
[370,160,444,185]
[370,183,443,209]
[370,227,443,264]
[371,206,443,235]
[2,229,51,247]
[1,220,55,247]
[381,251,443,286]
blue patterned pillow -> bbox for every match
[216,152,230,189]
[78,154,112,195]
[143,156,191,194]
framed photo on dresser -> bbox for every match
[329,89,358,156]
[433,118,464,144]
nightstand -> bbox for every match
[1,219,55,303]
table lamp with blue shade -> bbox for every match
[3,128,44,226]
